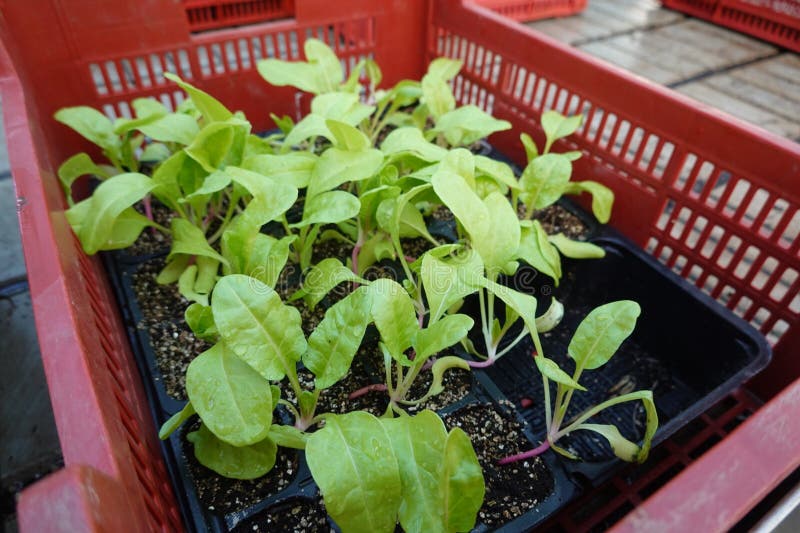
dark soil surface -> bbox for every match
[128,202,173,256]
[132,257,208,399]
[182,421,299,516]
[443,402,554,528]
[231,496,331,533]
[520,203,590,240]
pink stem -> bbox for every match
[498,439,551,465]
[405,255,416,263]
[144,194,156,235]
[348,383,387,400]
[467,358,496,369]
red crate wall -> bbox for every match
[183,0,296,32]
[472,0,588,21]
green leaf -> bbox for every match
[140,142,172,163]
[520,133,539,162]
[475,155,520,191]
[432,170,488,242]
[427,58,463,81]
[289,258,366,309]
[185,303,218,342]
[439,148,476,190]
[139,113,200,145]
[434,105,511,147]
[182,170,231,200]
[156,255,191,285]
[478,191,521,273]
[224,166,298,226]
[367,278,418,363]
[535,356,586,390]
[164,72,233,123]
[67,206,157,252]
[257,38,343,95]
[268,424,308,450]
[113,98,169,135]
[542,111,582,152]
[420,249,483,323]
[518,220,562,284]
[167,218,228,265]
[306,412,402,533]
[177,265,207,306]
[380,127,447,162]
[158,402,195,440]
[304,287,373,389]
[519,153,572,211]
[65,172,155,254]
[188,424,277,480]
[222,219,293,287]
[569,301,641,371]
[58,153,110,205]
[548,233,605,259]
[480,277,543,357]
[426,356,471,399]
[326,119,370,151]
[414,314,474,361]
[184,119,250,172]
[241,152,317,188]
[535,298,564,333]
[442,427,485,532]
[54,106,121,158]
[186,342,273,446]
[212,275,307,381]
[298,190,361,227]
[563,180,614,224]
[576,424,640,461]
[307,147,383,199]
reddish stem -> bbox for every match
[405,255,416,263]
[520,397,533,408]
[498,439,551,465]
[351,232,364,277]
[143,194,156,235]
[467,358,496,369]
[348,383,387,400]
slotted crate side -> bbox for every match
[431,0,800,529]
[182,0,296,32]
[661,0,800,53]
[470,0,587,21]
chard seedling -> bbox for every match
[500,301,658,464]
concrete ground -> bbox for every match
[0,0,797,531]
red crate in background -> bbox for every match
[1,0,800,530]
[183,0,295,32]
[471,0,587,21]
[662,0,800,52]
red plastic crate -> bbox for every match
[2,0,800,530]
[182,0,295,32]
[662,0,800,52]
[471,0,587,21]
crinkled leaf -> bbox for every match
[326,119,370,151]
[569,301,641,370]
[185,303,218,342]
[367,278,418,362]
[186,342,273,446]
[519,153,571,211]
[434,105,511,147]
[188,424,277,480]
[138,113,200,145]
[535,298,564,333]
[67,204,157,252]
[298,190,361,227]
[475,155,520,191]
[380,127,447,162]
[289,258,366,309]
[442,427,485,532]
[185,118,250,172]
[541,111,582,152]
[306,412,402,533]
[113,98,169,135]
[222,219,293,287]
[257,38,343,95]
[307,147,383,199]
[158,402,195,440]
[212,275,307,381]
[165,73,233,123]
[478,191,521,273]
[548,233,605,259]
[225,166,298,226]
[414,314,473,361]
[563,180,614,224]
[140,142,171,162]
[304,287,373,389]
[427,58,463,81]
[241,152,317,188]
[421,249,484,323]
[156,255,191,285]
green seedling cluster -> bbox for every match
[56,38,657,533]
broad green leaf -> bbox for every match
[367,278,418,362]
[289,258,366,310]
[158,402,195,440]
[518,221,561,283]
[282,92,374,148]
[54,106,121,157]
[241,152,317,188]
[222,219,293,287]
[257,38,343,95]
[140,142,171,162]
[477,192,521,273]
[58,153,110,204]
[549,233,605,259]
[188,424,277,480]
[212,275,307,381]
[427,58,463,81]
[224,166,298,225]
[67,204,157,252]
[520,133,539,162]
[563,180,614,224]
[167,218,228,265]
[569,301,641,371]
[304,287,373,389]
[307,147,383,199]
[421,75,455,119]
[432,170,488,242]
[421,249,484,323]
[298,190,361,226]
[65,172,155,254]
[519,153,572,211]
[326,119,370,151]
[541,111,582,153]
[164,73,233,123]
[564,150,582,161]
[177,266,206,305]
[185,303,218,342]
[113,98,169,135]
[380,127,447,162]
[150,151,188,210]
[359,185,401,231]
[535,356,586,390]
[306,412,402,533]
[414,314,474,361]
[475,155,520,191]
[156,255,191,285]
[182,170,231,200]
[442,427,485,532]
[576,424,640,461]
[434,105,511,147]
[194,256,220,297]
[439,149,476,190]
[268,424,308,450]
[186,342,273,446]
[185,119,250,172]
[139,113,200,145]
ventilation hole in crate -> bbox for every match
[237,40,251,69]
[759,198,790,239]
[719,284,736,306]
[213,43,227,74]
[669,206,692,240]
[688,264,704,284]
[702,274,720,295]
[117,101,133,119]
[673,153,697,192]
[102,104,117,121]
[653,141,673,179]
[90,64,108,95]
[119,59,136,90]
[722,179,751,218]
[533,78,549,110]
[197,46,211,76]
[543,83,558,111]
[699,224,724,259]
[672,254,688,275]
[598,113,618,150]
[658,245,673,263]
[155,53,171,84]
[767,319,789,344]
[770,267,798,303]
[620,126,642,164]
[740,188,770,229]
[716,234,742,269]
[288,31,301,59]
[656,198,675,231]
[779,210,800,250]
[611,120,631,157]
[752,307,772,329]
[733,295,753,318]
[686,215,708,248]
[752,256,778,290]
[645,237,659,254]
[733,245,759,279]
[103,61,124,93]
[637,133,659,171]
[277,32,290,59]
[223,42,238,72]
[704,169,730,208]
